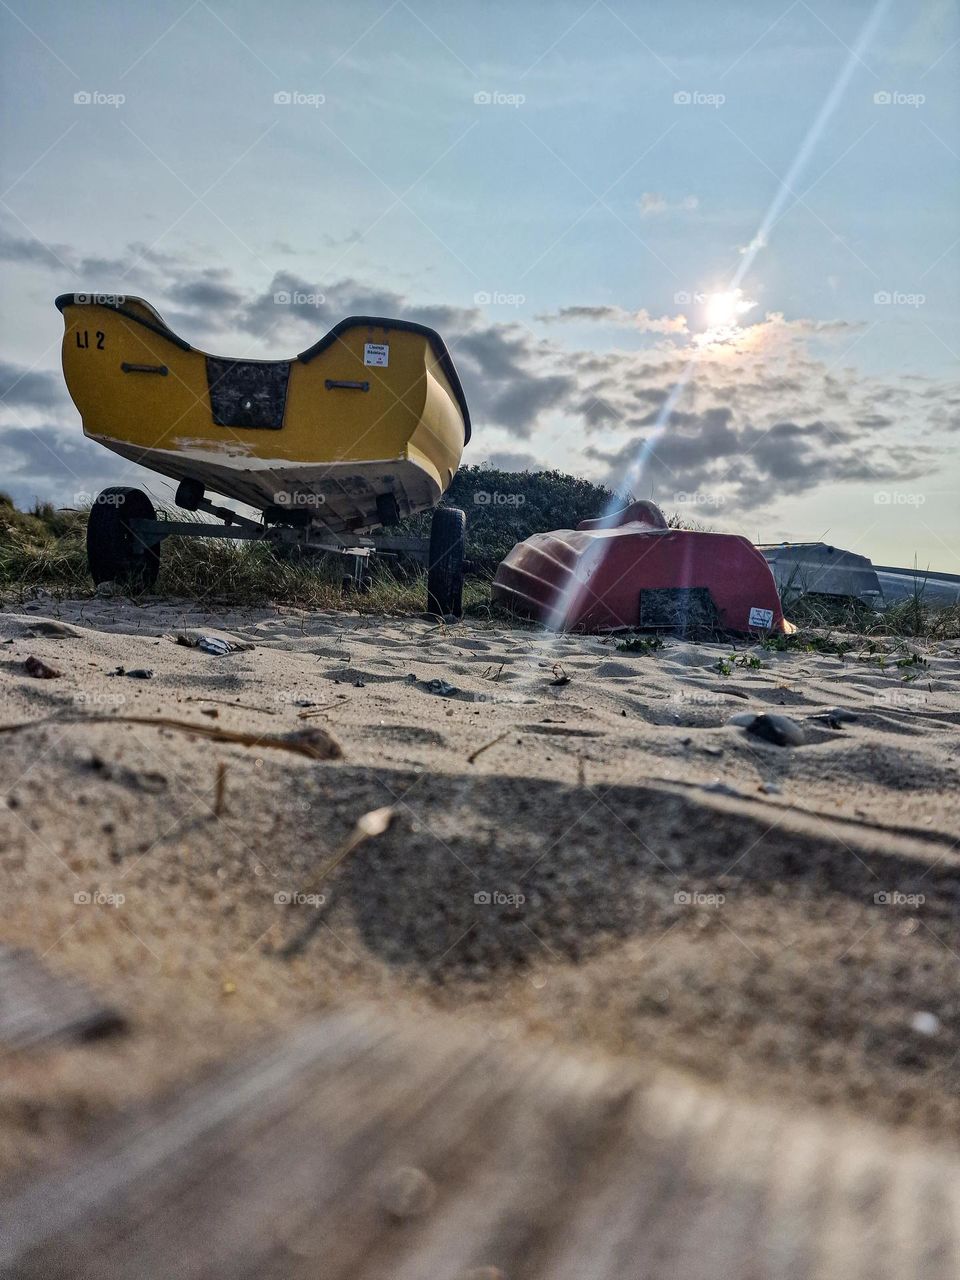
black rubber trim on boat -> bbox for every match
[297,315,472,444]
[55,297,472,445]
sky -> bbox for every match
[1,0,958,569]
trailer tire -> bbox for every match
[426,507,466,618]
[86,487,161,591]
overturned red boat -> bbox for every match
[492,500,788,634]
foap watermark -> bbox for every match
[72,691,126,709]
[873,90,925,108]
[274,289,326,306]
[74,293,126,307]
[74,890,125,907]
[674,490,725,508]
[474,90,525,107]
[474,491,525,507]
[275,890,326,907]
[874,290,925,307]
[674,90,725,108]
[74,90,125,108]
[74,489,128,507]
[874,890,925,907]
[474,890,526,907]
[273,491,326,507]
[273,90,325,107]
[472,689,529,706]
[474,290,525,307]
[669,689,724,707]
[874,490,925,506]
[873,688,927,710]
[674,889,725,907]
[674,290,706,305]
[272,690,315,708]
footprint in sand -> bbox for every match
[362,724,448,748]
[592,660,644,680]
[521,724,604,738]
[319,666,404,685]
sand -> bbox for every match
[1,593,959,1181]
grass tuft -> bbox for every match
[2,486,958,641]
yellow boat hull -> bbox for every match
[57,294,471,533]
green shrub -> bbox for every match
[397,465,627,575]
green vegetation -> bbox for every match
[0,467,626,608]
[714,653,765,676]
[0,494,492,613]
[1,476,958,642]
[614,634,666,654]
[400,465,628,575]
[0,494,88,592]
[779,588,959,641]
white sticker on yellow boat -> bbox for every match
[749,606,774,628]
[363,342,389,367]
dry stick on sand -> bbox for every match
[184,696,278,715]
[467,730,510,764]
[0,715,342,761]
[297,697,350,719]
[277,807,395,960]
[214,762,228,818]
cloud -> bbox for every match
[167,273,246,311]
[0,424,153,508]
[584,411,937,512]
[540,306,955,512]
[4,233,953,518]
[638,192,699,215]
[455,328,576,437]
[536,305,687,335]
[0,223,180,287]
[482,450,542,471]
[0,230,69,271]
[0,361,67,411]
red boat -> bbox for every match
[491,500,788,634]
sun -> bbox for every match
[704,288,756,329]
[693,287,758,347]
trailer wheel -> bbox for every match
[426,507,466,617]
[86,487,161,591]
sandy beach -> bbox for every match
[1,594,958,1195]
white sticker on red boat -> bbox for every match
[749,606,774,628]
[363,342,389,367]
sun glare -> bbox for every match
[694,287,758,347]
[704,288,756,329]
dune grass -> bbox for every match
[0,493,494,615]
[1,491,957,639]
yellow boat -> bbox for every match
[56,293,471,614]
[56,293,471,532]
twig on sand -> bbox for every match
[297,696,350,719]
[277,807,395,959]
[0,714,342,760]
[214,762,227,817]
[184,696,277,715]
[467,730,509,764]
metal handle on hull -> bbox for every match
[121,362,169,375]
[324,379,369,391]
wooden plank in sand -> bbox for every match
[1,1006,958,1279]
